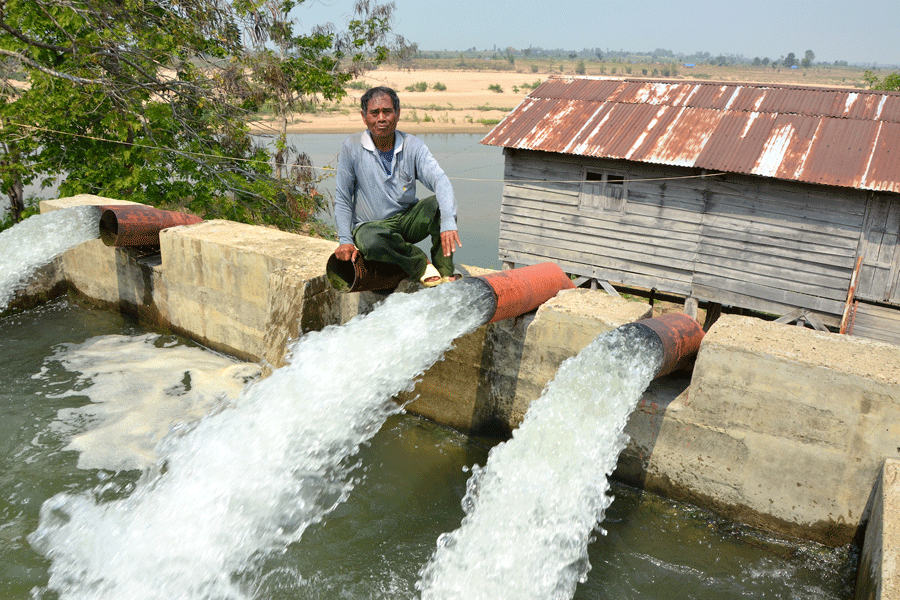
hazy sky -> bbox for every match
[296,0,899,67]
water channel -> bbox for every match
[1,135,859,598]
[1,299,855,599]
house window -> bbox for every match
[580,170,627,213]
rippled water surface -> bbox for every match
[0,298,855,600]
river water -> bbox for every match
[1,136,858,599]
[1,298,855,599]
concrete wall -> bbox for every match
[856,459,900,600]
[619,315,900,548]
[27,197,900,588]
[41,195,365,364]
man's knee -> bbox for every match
[417,195,439,221]
[353,222,388,253]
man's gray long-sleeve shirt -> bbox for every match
[334,130,457,246]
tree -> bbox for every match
[241,0,404,219]
[864,70,900,91]
[784,52,797,68]
[801,49,815,69]
[0,0,401,233]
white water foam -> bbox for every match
[0,206,100,311]
[36,333,260,471]
[29,282,495,600]
[417,325,664,600]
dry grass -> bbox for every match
[249,60,885,136]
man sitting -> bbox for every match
[333,86,462,286]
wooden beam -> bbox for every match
[598,280,620,296]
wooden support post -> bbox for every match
[571,276,590,287]
[840,256,863,334]
[702,302,722,331]
[684,296,699,321]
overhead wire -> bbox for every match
[7,121,726,186]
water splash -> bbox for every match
[417,325,664,600]
[29,282,495,600]
[0,206,100,311]
[38,333,260,471]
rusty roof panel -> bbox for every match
[865,122,900,191]
[482,77,900,193]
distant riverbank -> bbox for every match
[248,68,532,136]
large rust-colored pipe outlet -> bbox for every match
[471,262,576,324]
[628,312,705,378]
[99,205,203,247]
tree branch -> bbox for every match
[0,48,106,85]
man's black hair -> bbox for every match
[361,86,400,113]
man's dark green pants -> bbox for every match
[353,195,455,280]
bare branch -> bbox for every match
[0,48,106,85]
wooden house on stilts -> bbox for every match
[481,77,900,344]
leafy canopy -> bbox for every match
[0,0,402,234]
[864,70,900,91]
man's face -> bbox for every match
[362,94,399,141]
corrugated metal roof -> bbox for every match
[481,77,900,193]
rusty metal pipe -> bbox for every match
[474,262,576,324]
[628,312,705,378]
[99,205,203,247]
[325,254,408,293]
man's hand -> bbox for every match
[335,243,359,262]
[440,230,462,257]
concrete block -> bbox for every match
[401,287,651,436]
[159,220,337,361]
[855,458,900,600]
[643,314,900,546]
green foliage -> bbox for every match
[404,81,428,92]
[801,50,815,69]
[575,59,586,75]
[864,70,900,91]
[488,83,503,93]
[432,82,447,91]
[0,0,402,234]
[345,80,372,90]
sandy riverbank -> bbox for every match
[249,63,873,137]
[249,68,535,135]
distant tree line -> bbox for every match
[410,46,897,71]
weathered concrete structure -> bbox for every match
[19,195,900,596]
[856,459,900,600]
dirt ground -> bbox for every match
[250,68,543,135]
[249,65,873,137]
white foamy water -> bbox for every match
[0,206,100,311]
[36,333,260,471]
[417,325,664,600]
[29,281,495,600]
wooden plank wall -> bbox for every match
[849,302,900,345]
[499,150,703,296]
[856,194,900,305]
[499,149,867,326]
[693,178,864,325]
